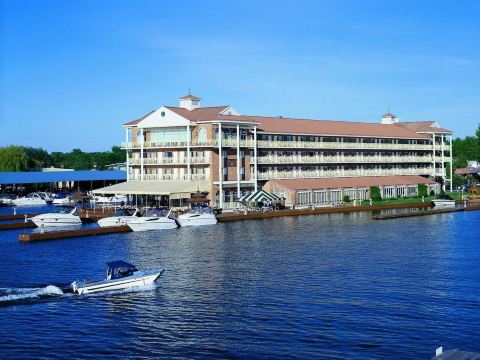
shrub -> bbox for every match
[430,189,435,196]
[418,183,428,197]
[370,186,382,201]
[343,195,351,203]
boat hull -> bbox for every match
[73,270,164,294]
[432,200,456,208]
[98,216,137,227]
[128,218,178,232]
[177,214,217,227]
[31,214,82,227]
[13,199,47,206]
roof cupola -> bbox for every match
[179,91,201,111]
[381,112,399,125]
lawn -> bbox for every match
[359,191,461,206]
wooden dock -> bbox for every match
[0,222,36,230]
[0,213,39,221]
[19,225,131,242]
[373,204,480,220]
[217,202,431,222]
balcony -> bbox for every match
[122,138,255,149]
[128,157,208,165]
[257,140,433,151]
[257,167,434,180]
[257,155,433,164]
[130,174,209,181]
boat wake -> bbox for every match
[0,285,64,303]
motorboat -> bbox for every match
[97,208,140,227]
[13,193,47,206]
[71,260,164,295]
[91,194,128,206]
[177,205,218,227]
[432,195,456,208]
[52,192,71,206]
[127,208,178,232]
[0,194,16,206]
[30,207,82,227]
[37,192,54,204]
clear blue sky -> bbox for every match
[1,0,479,152]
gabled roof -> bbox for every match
[395,121,452,135]
[382,112,397,118]
[179,94,201,101]
[123,110,155,126]
[166,106,231,121]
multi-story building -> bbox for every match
[107,94,453,208]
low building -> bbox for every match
[264,175,438,207]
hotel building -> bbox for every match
[103,94,453,208]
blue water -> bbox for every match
[0,206,479,359]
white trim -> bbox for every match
[254,126,258,191]
[187,124,191,181]
[125,128,129,181]
[218,123,223,209]
[140,128,144,181]
[236,124,240,198]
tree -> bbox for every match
[369,186,382,201]
[418,183,428,197]
[0,146,29,171]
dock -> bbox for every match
[19,225,131,242]
[217,202,431,222]
[373,204,480,220]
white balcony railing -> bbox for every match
[128,157,208,165]
[129,174,209,181]
[122,138,255,149]
[257,140,433,151]
[256,167,435,180]
[257,155,433,165]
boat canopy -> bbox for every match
[238,190,283,203]
[106,261,139,280]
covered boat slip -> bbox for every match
[91,180,210,208]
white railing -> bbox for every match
[128,157,208,165]
[122,138,255,149]
[130,174,209,181]
[257,167,434,180]
[257,140,433,151]
[257,155,433,164]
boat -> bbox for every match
[127,208,178,232]
[71,260,164,295]
[97,208,140,227]
[0,194,16,206]
[37,192,54,204]
[432,195,456,208]
[12,193,47,206]
[30,207,82,227]
[177,204,218,227]
[52,192,71,206]
[90,194,128,206]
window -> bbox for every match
[198,128,207,143]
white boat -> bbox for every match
[52,193,71,206]
[127,208,178,232]
[177,205,217,227]
[13,193,47,206]
[30,207,82,227]
[97,208,140,227]
[432,198,456,208]
[0,194,16,206]
[37,192,54,204]
[91,194,128,206]
[72,261,164,295]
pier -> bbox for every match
[373,204,480,220]
[19,225,131,242]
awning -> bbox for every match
[238,190,283,203]
[92,180,210,195]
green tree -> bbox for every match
[0,146,29,171]
[418,183,428,197]
[369,186,382,201]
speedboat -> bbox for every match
[97,208,140,227]
[30,207,82,227]
[13,193,47,206]
[52,192,71,206]
[91,194,128,206]
[177,205,217,227]
[127,208,178,232]
[432,195,456,208]
[71,261,164,295]
[0,194,16,206]
[37,192,54,204]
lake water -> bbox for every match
[0,206,479,359]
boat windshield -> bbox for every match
[190,205,214,215]
[145,208,170,217]
[114,208,137,216]
[54,193,68,199]
[106,261,139,280]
